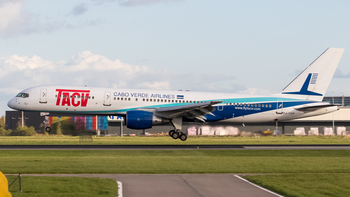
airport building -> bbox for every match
[5,96,350,136]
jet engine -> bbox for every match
[126,110,169,129]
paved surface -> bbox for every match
[16,174,279,197]
[1,144,350,150]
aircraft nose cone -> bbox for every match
[7,98,16,109]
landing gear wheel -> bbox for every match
[169,130,175,137]
[45,127,51,132]
[179,133,187,141]
[172,131,179,139]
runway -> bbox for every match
[1,144,350,150]
[12,174,281,197]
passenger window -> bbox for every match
[143,98,145,101]
[262,104,264,107]
[136,98,138,101]
[269,104,272,108]
[121,98,123,101]
[258,104,261,107]
[146,99,149,102]
[128,98,130,101]
[92,96,94,99]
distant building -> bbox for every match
[323,96,350,106]
[6,111,44,131]
[5,111,108,133]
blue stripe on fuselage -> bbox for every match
[205,100,316,121]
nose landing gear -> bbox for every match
[45,127,51,132]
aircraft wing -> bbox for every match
[154,101,222,122]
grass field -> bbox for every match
[2,150,350,196]
[1,150,350,174]
[2,145,350,196]
[6,176,118,197]
[1,135,350,145]
[244,174,350,197]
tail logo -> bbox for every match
[282,73,322,96]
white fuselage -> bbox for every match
[7,86,338,123]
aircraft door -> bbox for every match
[218,105,224,111]
[39,88,47,104]
[276,100,283,114]
[104,91,111,106]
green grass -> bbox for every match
[1,135,350,145]
[6,176,118,197]
[2,150,350,197]
[244,174,350,197]
[1,150,350,174]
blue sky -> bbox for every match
[0,0,350,114]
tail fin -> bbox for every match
[281,48,344,101]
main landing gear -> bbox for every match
[168,129,187,141]
[169,117,187,141]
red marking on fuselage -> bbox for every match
[56,89,90,107]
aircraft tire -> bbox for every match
[45,127,51,132]
[179,133,187,141]
[172,132,179,139]
[169,130,175,137]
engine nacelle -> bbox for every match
[126,110,169,129]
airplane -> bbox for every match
[7,48,344,141]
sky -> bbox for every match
[0,0,350,115]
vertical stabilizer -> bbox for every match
[281,48,344,101]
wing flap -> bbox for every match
[155,101,222,120]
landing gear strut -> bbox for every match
[169,117,187,141]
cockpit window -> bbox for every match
[16,93,29,98]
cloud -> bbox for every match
[0,0,27,36]
[71,3,89,16]
[0,51,246,92]
[333,68,350,78]
[93,0,182,6]
[0,1,102,37]
[238,88,271,95]
[119,0,181,6]
[0,51,255,115]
